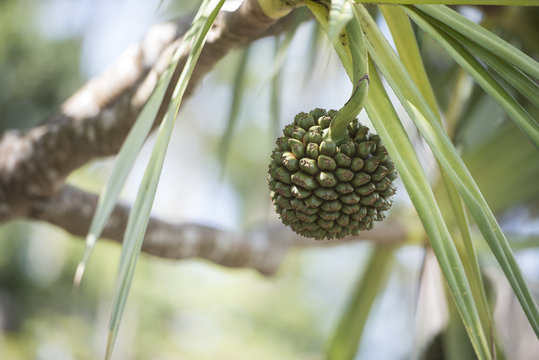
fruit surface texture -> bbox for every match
[268,109,397,240]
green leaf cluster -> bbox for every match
[81,1,539,358]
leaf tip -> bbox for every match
[105,330,115,360]
[73,234,98,290]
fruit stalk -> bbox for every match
[328,9,369,144]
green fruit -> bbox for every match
[268,108,397,240]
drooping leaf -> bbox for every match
[405,6,539,148]
[104,0,225,358]
[419,11,539,108]
[379,5,438,113]
[444,288,478,360]
[308,4,492,357]
[381,5,492,344]
[356,5,539,342]
[75,50,177,288]
[365,60,492,360]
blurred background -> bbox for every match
[0,0,538,359]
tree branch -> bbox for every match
[30,185,406,275]
[0,0,299,220]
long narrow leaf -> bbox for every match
[364,62,491,360]
[405,6,539,148]
[414,4,539,79]
[379,5,438,113]
[75,55,177,287]
[470,47,539,108]
[380,5,492,344]
[104,0,225,358]
[326,245,396,360]
[308,4,490,357]
[424,14,539,108]
[445,286,478,360]
[356,5,539,340]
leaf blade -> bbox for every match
[356,4,539,341]
[405,6,539,148]
[379,5,439,113]
[310,5,493,357]
[381,4,493,343]
[104,0,225,358]
[364,59,491,360]
[414,4,539,79]
[422,11,539,108]
[75,59,175,288]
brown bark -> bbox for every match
[31,186,405,275]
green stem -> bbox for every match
[380,5,493,347]
[305,0,369,144]
[329,11,369,144]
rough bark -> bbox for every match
[31,186,405,275]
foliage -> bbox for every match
[1,0,538,359]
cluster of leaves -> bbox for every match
[74,0,538,359]
[318,2,539,360]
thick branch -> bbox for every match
[0,0,299,220]
[30,185,406,275]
